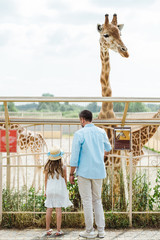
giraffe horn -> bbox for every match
[111,13,117,25]
[105,14,109,25]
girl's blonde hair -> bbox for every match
[44,158,64,179]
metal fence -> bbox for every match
[0,97,160,227]
[0,111,62,119]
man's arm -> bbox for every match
[103,130,112,152]
[69,132,81,184]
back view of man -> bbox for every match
[70,110,112,239]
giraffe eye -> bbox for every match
[104,34,109,38]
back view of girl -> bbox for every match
[44,146,72,236]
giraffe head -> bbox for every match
[97,14,129,58]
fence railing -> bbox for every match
[0,111,62,119]
[0,97,160,227]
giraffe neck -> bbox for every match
[98,48,115,119]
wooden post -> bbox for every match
[122,102,129,126]
[4,102,10,189]
[121,151,129,210]
[129,152,133,227]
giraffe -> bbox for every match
[97,13,129,143]
[97,14,160,205]
[0,123,48,190]
[130,110,160,166]
[97,13,129,202]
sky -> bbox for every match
[0,0,160,99]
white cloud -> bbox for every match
[0,0,160,99]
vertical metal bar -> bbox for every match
[60,125,62,148]
[111,155,114,212]
[34,125,36,215]
[147,126,150,211]
[0,153,2,224]
[121,102,129,126]
[42,124,45,192]
[121,151,129,209]
[129,152,133,227]
[26,125,28,208]
[4,102,10,189]
[157,126,159,153]
[139,128,141,177]
[69,125,71,165]
[51,124,53,146]
[17,155,20,211]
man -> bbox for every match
[69,110,112,239]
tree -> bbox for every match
[128,102,148,112]
[0,102,18,112]
[37,93,60,112]
[113,102,125,112]
[86,103,101,113]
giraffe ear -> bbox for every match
[97,24,102,32]
[118,24,124,31]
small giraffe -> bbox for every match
[131,111,160,166]
[0,123,48,190]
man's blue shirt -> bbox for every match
[70,123,112,179]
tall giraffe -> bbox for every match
[0,123,48,190]
[97,14,160,204]
[97,13,129,203]
[97,14,129,142]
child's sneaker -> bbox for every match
[55,230,64,236]
[42,229,52,237]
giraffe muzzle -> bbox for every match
[118,46,129,58]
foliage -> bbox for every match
[67,178,81,210]
[37,93,61,112]
[2,171,160,228]
[128,102,149,112]
[105,214,129,228]
[102,170,126,212]
[145,103,160,112]
[16,103,38,111]
[113,102,125,112]
[144,145,160,154]
[0,102,18,112]
[2,186,46,212]
[113,102,149,112]
[1,93,159,114]
[86,102,101,113]
[132,173,152,211]
[149,169,160,210]
[132,214,160,228]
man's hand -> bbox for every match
[69,175,75,185]
[104,151,110,156]
[69,166,76,184]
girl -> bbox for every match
[44,145,72,236]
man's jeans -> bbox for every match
[78,176,105,232]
